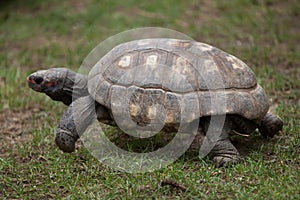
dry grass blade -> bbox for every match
[161,179,187,192]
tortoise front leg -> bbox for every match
[202,116,240,166]
[211,138,240,167]
[55,95,96,152]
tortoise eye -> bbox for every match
[34,76,44,84]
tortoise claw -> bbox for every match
[212,155,241,167]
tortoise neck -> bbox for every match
[62,69,89,104]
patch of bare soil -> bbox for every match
[184,0,220,26]
[64,0,91,13]
[0,108,42,157]
[116,7,168,20]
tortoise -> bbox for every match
[27,38,283,166]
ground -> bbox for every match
[0,0,299,199]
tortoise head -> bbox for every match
[27,68,68,93]
[27,68,89,106]
[27,68,75,105]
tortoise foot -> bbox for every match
[55,129,77,153]
[211,139,241,167]
[212,155,241,167]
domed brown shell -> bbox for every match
[88,39,269,127]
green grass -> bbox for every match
[0,0,299,199]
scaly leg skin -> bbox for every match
[259,112,283,138]
[203,116,240,167]
[211,139,240,167]
[55,95,97,152]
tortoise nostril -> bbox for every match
[27,75,33,81]
[34,76,44,84]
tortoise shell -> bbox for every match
[88,39,269,127]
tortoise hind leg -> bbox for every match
[202,116,240,167]
[258,112,283,138]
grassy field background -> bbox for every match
[0,0,299,199]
